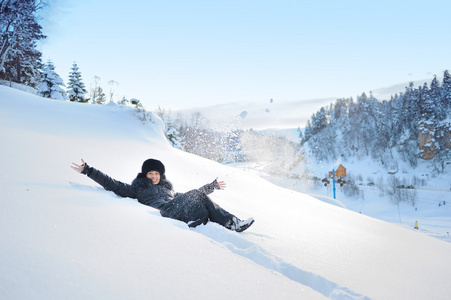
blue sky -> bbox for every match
[40,0,451,110]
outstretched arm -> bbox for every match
[71,159,137,199]
[198,177,226,195]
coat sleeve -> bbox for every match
[198,179,220,195]
[82,164,137,199]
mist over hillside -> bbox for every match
[171,78,432,131]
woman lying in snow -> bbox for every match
[71,158,254,232]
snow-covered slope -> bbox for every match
[1,86,450,300]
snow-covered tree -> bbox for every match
[303,120,312,141]
[0,0,46,87]
[164,116,181,149]
[89,76,106,104]
[441,70,451,111]
[311,107,328,135]
[403,82,420,135]
[302,72,451,168]
[37,61,67,100]
[429,75,445,120]
[418,83,435,120]
[155,109,185,150]
[117,97,130,106]
[390,93,404,141]
[67,62,87,102]
[330,98,347,126]
[94,86,106,104]
[297,127,304,144]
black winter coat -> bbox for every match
[83,165,224,227]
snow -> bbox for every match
[1,85,451,300]
[174,97,337,130]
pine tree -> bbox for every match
[356,93,375,155]
[154,107,182,149]
[37,61,67,100]
[89,76,107,104]
[311,107,328,134]
[67,62,87,102]
[430,75,444,120]
[346,97,361,151]
[165,116,181,149]
[304,120,313,141]
[404,82,420,135]
[297,127,304,143]
[441,70,451,111]
[340,99,352,154]
[418,82,434,120]
[0,0,46,86]
[94,86,106,104]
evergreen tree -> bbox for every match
[356,93,375,155]
[154,107,182,149]
[389,94,403,146]
[441,70,451,111]
[430,75,444,120]
[330,98,348,127]
[297,127,304,144]
[311,107,328,134]
[37,61,67,100]
[346,97,361,150]
[165,116,181,149]
[0,0,46,86]
[418,83,434,120]
[373,100,390,162]
[304,120,313,141]
[94,86,106,104]
[117,96,129,105]
[404,82,420,135]
[67,62,87,102]
[89,75,107,104]
[340,100,352,155]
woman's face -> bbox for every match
[146,171,160,185]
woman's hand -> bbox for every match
[216,177,226,190]
[71,158,86,173]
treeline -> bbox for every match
[36,60,124,105]
[302,72,451,173]
[1,1,126,105]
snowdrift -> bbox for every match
[1,85,450,300]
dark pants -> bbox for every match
[160,189,234,228]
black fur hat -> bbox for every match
[137,159,165,178]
